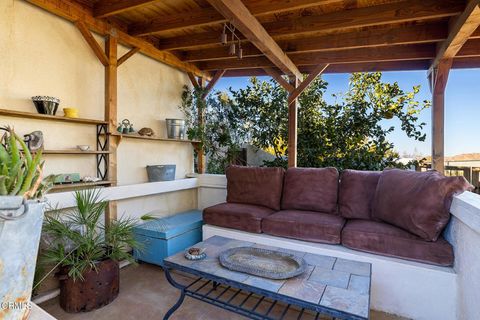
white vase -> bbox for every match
[0,196,45,320]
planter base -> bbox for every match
[59,259,119,313]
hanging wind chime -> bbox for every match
[220,23,243,59]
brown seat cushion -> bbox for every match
[281,167,339,213]
[262,210,345,244]
[373,169,472,241]
[203,202,274,233]
[226,165,284,210]
[339,169,381,220]
[342,219,454,266]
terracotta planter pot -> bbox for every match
[59,259,119,313]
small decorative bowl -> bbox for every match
[32,96,60,115]
[63,107,79,118]
[77,145,90,151]
[185,247,206,261]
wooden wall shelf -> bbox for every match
[0,108,107,125]
[51,180,112,191]
[42,150,111,155]
[108,132,200,144]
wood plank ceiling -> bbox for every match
[31,0,480,77]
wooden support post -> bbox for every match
[105,33,118,222]
[288,76,300,168]
[197,77,207,174]
[429,59,452,174]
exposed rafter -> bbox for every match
[197,43,438,70]
[25,0,210,79]
[129,0,341,36]
[183,23,448,62]
[430,0,480,71]
[157,0,463,51]
[206,0,302,78]
[94,0,159,18]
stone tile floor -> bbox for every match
[40,263,408,320]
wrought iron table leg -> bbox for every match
[163,268,186,320]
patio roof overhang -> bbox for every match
[25,0,480,172]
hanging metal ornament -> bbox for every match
[237,42,243,59]
[220,24,228,45]
[229,43,236,56]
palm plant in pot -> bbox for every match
[0,126,53,320]
[41,188,141,313]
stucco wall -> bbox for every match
[0,1,196,217]
[445,192,480,320]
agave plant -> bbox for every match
[0,126,53,198]
[41,188,142,281]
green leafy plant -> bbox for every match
[0,126,53,198]
[41,188,142,281]
[181,73,429,172]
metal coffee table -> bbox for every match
[163,236,371,320]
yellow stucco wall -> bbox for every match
[0,1,197,218]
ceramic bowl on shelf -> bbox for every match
[31,96,60,115]
[76,145,90,151]
[63,107,79,118]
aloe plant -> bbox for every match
[0,126,53,199]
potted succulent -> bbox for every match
[0,126,53,320]
[41,188,142,313]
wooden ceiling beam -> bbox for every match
[206,0,302,78]
[157,0,463,51]
[223,60,434,77]
[25,0,210,79]
[430,0,480,71]
[183,23,448,62]
[94,0,159,18]
[129,0,341,36]
[198,44,437,70]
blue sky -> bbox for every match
[214,69,479,157]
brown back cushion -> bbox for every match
[373,169,473,241]
[226,165,284,210]
[339,170,381,220]
[281,167,338,213]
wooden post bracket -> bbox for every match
[117,47,140,66]
[75,21,109,66]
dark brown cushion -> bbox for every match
[373,169,473,241]
[226,165,284,210]
[342,219,454,266]
[281,167,339,213]
[339,169,381,220]
[203,202,274,233]
[262,210,345,244]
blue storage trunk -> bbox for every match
[133,210,203,266]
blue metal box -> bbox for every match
[133,210,203,266]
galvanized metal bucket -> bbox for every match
[0,196,45,320]
[165,119,186,139]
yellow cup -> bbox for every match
[63,108,79,118]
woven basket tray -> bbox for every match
[219,247,306,280]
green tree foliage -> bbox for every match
[180,72,429,173]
